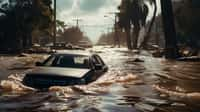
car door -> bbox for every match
[87,55,103,81]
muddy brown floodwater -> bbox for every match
[0,46,199,112]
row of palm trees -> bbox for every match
[118,0,179,59]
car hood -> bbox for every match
[27,67,91,78]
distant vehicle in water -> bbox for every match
[24,43,55,54]
[22,52,108,89]
[48,42,85,50]
[77,41,93,48]
[50,42,70,50]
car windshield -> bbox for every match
[42,54,90,69]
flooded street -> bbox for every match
[0,46,199,112]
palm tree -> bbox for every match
[136,0,179,58]
[118,0,151,49]
[140,0,157,49]
[118,0,132,49]
[160,0,180,59]
[118,0,180,59]
[130,0,142,49]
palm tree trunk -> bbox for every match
[140,0,157,49]
[132,25,140,49]
[160,0,180,59]
[125,27,132,49]
[53,0,56,46]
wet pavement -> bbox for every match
[0,46,199,112]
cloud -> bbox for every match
[79,0,106,12]
[57,0,121,43]
[56,0,73,11]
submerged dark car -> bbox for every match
[22,53,108,89]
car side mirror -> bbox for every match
[95,64,103,70]
[35,62,43,66]
[104,66,108,72]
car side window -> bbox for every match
[91,56,99,65]
[92,55,104,66]
[43,56,56,66]
[96,55,105,65]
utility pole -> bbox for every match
[73,18,82,28]
[53,0,56,47]
[105,12,120,48]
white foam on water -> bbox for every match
[0,74,35,92]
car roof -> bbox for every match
[53,51,94,57]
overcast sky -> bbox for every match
[56,0,161,43]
